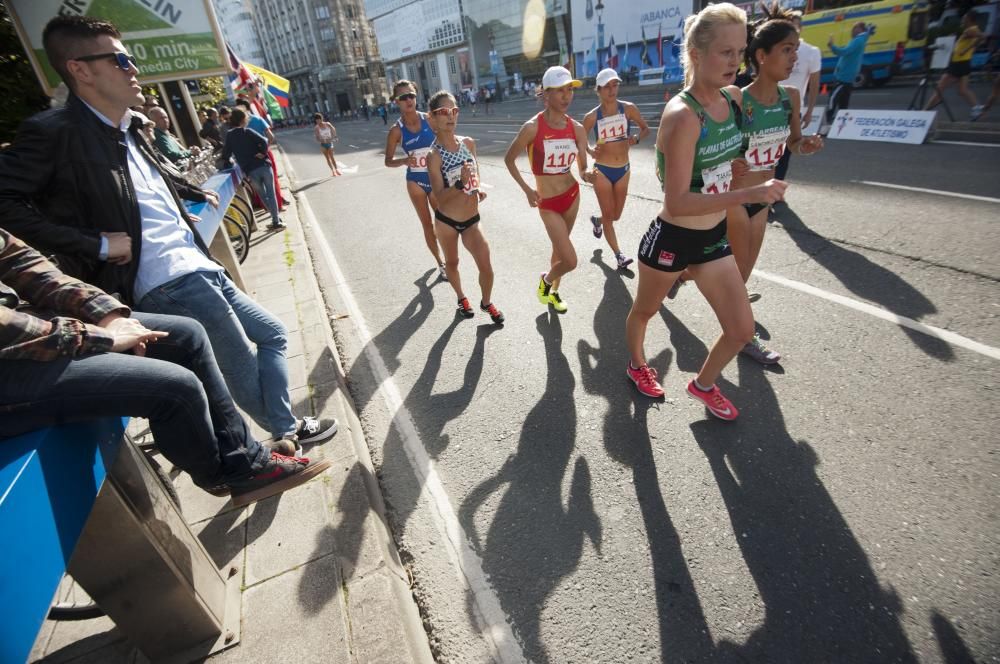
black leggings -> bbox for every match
[825,82,854,125]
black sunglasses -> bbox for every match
[72,52,138,71]
[396,93,416,101]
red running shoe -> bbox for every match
[457,297,475,318]
[480,301,505,324]
[626,363,664,398]
[685,380,739,420]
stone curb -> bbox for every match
[272,145,436,664]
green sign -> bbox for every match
[8,0,229,93]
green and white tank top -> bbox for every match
[678,89,743,194]
[740,86,792,172]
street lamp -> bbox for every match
[596,0,605,69]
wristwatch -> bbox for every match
[454,178,464,189]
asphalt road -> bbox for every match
[276,100,999,664]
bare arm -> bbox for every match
[625,103,651,145]
[573,120,594,183]
[663,102,784,217]
[504,120,539,206]
[785,87,824,156]
[384,125,409,168]
[581,110,597,157]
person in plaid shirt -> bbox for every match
[0,227,331,507]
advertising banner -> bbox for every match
[828,109,935,144]
[571,0,693,79]
[7,0,228,93]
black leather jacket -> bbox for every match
[0,94,210,305]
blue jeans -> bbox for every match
[138,270,297,438]
[0,313,268,487]
[247,165,281,226]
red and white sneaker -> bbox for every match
[627,363,664,398]
[685,380,739,420]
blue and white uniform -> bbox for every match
[591,102,633,184]
[397,113,435,193]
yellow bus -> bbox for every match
[800,0,931,86]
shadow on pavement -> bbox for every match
[344,270,438,416]
[774,204,954,361]
[931,610,978,664]
[691,366,917,663]
[459,312,599,664]
[579,256,716,662]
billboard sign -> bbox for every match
[571,0,693,79]
[7,0,229,94]
[371,0,464,63]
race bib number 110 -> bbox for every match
[542,138,577,174]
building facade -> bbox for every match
[365,0,571,100]
[211,0,266,63]
[250,0,388,119]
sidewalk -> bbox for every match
[28,154,433,664]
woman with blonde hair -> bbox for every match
[625,2,786,419]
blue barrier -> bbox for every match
[0,418,126,664]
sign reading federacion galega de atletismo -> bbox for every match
[828,109,936,145]
[7,0,228,94]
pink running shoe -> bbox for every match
[627,363,664,398]
[685,380,739,420]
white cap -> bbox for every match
[541,66,582,90]
[596,68,622,88]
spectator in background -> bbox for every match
[825,22,871,131]
[924,12,986,119]
[199,107,222,149]
[234,98,288,209]
[148,106,198,164]
[776,10,822,181]
[218,106,232,143]
[0,15,337,450]
[0,227,330,506]
[222,109,284,229]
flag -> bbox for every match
[261,87,285,120]
[640,26,652,66]
[657,24,664,67]
[226,43,254,92]
[245,62,291,109]
[607,35,618,70]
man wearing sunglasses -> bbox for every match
[0,15,337,451]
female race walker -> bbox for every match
[730,3,824,364]
[384,80,447,280]
[425,91,505,324]
[504,66,593,313]
[582,68,650,271]
[313,113,341,176]
[625,2,786,420]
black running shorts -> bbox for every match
[637,217,732,273]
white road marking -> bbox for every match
[349,144,360,149]
[855,180,1000,204]
[486,130,520,134]
[338,165,359,174]
[293,181,527,664]
[931,140,1000,148]
[754,269,1000,361]
[491,139,508,143]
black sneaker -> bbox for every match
[480,301,505,324]
[229,452,333,507]
[457,297,475,318]
[267,220,287,230]
[294,416,338,445]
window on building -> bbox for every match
[315,5,329,19]
[449,55,456,74]
[352,28,358,39]
[429,60,438,77]
[357,66,369,80]
[346,5,355,18]
[320,27,335,41]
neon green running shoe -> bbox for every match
[548,290,568,313]
[536,273,552,304]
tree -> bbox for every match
[0,3,50,144]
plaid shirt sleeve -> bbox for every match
[0,228,129,361]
